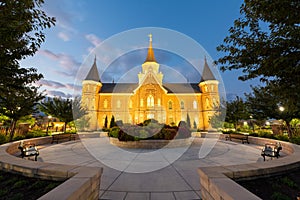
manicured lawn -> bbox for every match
[0,170,62,200]
[237,168,300,200]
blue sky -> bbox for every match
[21,0,260,99]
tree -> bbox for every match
[210,100,226,130]
[109,115,115,128]
[0,0,55,141]
[216,0,300,134]
[104,116,108,129]
[245,85,297,137]
[225,96,249,130]
[40,97,87,133]
[186,113,191,128]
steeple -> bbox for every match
[85,56,101,82]
[144,34,156,63]
[201,56,216,81]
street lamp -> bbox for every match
[46,115,52,136]
[279,106,285,112]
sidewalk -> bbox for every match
[39,133,264,200]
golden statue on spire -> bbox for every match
[148,33,152,42]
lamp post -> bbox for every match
[250,115,254,132]
[46,115,52,136]
[279,106,285,112]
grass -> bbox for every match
[0,170,62,200]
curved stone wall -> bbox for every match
[0,137,103,200]
[198,136,300,200]
[109,137,193,149]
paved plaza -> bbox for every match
[37,133,269,200]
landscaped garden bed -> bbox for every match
[0,170,62,200]
[107,119,192,142]
[237,167,300,200]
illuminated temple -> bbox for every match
[82,35,220,130]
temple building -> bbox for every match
[82,35,220,130]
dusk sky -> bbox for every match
[20,0,260,99]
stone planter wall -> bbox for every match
[198,136,300,200]
[109,137,193,149]
[0,136,103,200]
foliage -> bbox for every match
[40,97,87,132]
[225,96,249,129]
[217,0,300,138]
[0,0,55,141]
[104,116,108,128]
[193,120,197,129]
[246,85,298,137]
[186,113,191,128]
[109,115,116,128]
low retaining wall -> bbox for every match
[0,137,103,200]
[109,137,193,149]
[198,136,300,200]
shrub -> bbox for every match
[118,130,135,141]
[162,128,177,140]
[290,136,300,145]
[139,129,149,139]
[0,134,8,145]
[108,127,120,138]
[275,135,289,142]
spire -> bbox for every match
[85,56,101,82]
[201,56,216,81]
[144,34,156,63]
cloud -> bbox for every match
[47,90,73,98]
[38,79,82,92]
[85,34,102,47]
[38,49,81,77]
[58,32,70,41]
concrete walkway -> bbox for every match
[38,133,267,200]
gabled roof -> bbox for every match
[85,57,101,82]
[163,83,201,93]
[201,57,216,81]
[100,83,201,94]
[101,83,138,93]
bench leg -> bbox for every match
[35,155,38,161]
[262,155,266,161]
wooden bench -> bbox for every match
[51,133,76,144]
[225,133,249,144]
[18,142,39,161]
[261,142,282,161]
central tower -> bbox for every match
[138,34,163,84]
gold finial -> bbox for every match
[148,33,152,42]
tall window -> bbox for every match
[168,100,172,110]
[147,95,154,107]
[180,100,184,109]
[129,100,133,108]
[104,99,108,108]
[157,98,161,106]
[117,100,121,108]
[140,99,144,107]
[206,98,210,108]
[193,100,197,109]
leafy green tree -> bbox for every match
[225,96,249,130]
[40,97,87,133]
[216,0,300,134]
[245,85,298,137]
[0,0,55,141]
[109,115,115,128]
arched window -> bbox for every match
[129,100,133,108]
[147,95,154,107]
[168,100,172,110]
[157,98,161,106]
[180,100,184,109]
[193,100,197,109]
[117,100,121,108]
[104,99,108,108]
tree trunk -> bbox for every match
[64,122,67,133]
[286,120,293,138]
[9,120,17,142]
